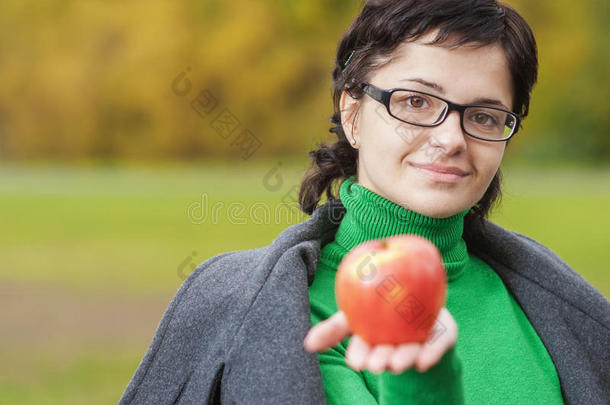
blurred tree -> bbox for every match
[0,0,607,162]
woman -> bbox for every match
[119,1,610,404]
[303,0,549,403]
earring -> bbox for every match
[350,138,356,145]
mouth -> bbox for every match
[410,162,469,184]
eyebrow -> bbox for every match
[400,78,444,93]
[470,97,511,110]
[399,78,511,110]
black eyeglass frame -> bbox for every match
[360,82,521,142]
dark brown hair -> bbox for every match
[298,0,538,238]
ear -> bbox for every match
[339,90,361,145]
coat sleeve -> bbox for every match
[118,251,237,405]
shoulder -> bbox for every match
[466,218,572,270]
[468,219,610,329]
[119,205,342,403]
[118,249,258,403]
[469,218,586,287]
[175,248,266,314]
[167,198,345,325]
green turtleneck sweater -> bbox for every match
[308,176,564,404]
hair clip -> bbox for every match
[343,50,355,68]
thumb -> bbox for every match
[304,311,351,353]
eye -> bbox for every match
[472,112,497,126]
[406,96,427,108]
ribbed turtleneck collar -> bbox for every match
[323,175,472,282]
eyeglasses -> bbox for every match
[360,82,520,142]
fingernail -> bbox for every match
[349,362,362,371]
[389,360,404,374]
[346,355,361,370]
[416,360,429,373]
[303,336,312,351]
[368,364,382,374]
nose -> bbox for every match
[425,110,468,158]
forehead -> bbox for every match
[369,35,514,107]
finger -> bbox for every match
[365,344,394,374]
[415,308,458,373]
[388,343,421,374]
[303,311,350,353]
[345,334,371,371]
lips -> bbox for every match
[410,162,469,176]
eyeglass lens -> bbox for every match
[389,90,516,140]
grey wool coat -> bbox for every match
[118,198,610,405]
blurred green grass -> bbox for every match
[2,161,608,295]
[1,349,141,405]
[0,159,311,294]
[1,161,609,403]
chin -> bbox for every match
[408,198,468,218]
[421,209,457,219]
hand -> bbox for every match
[303,307,457,374]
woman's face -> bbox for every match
[341,33,513,218]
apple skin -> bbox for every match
[335,234,447,346]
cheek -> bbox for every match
[471,143,505,180]
[361,106,425,155]
[395,125,430,155]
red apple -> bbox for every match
[335,234,447,346]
